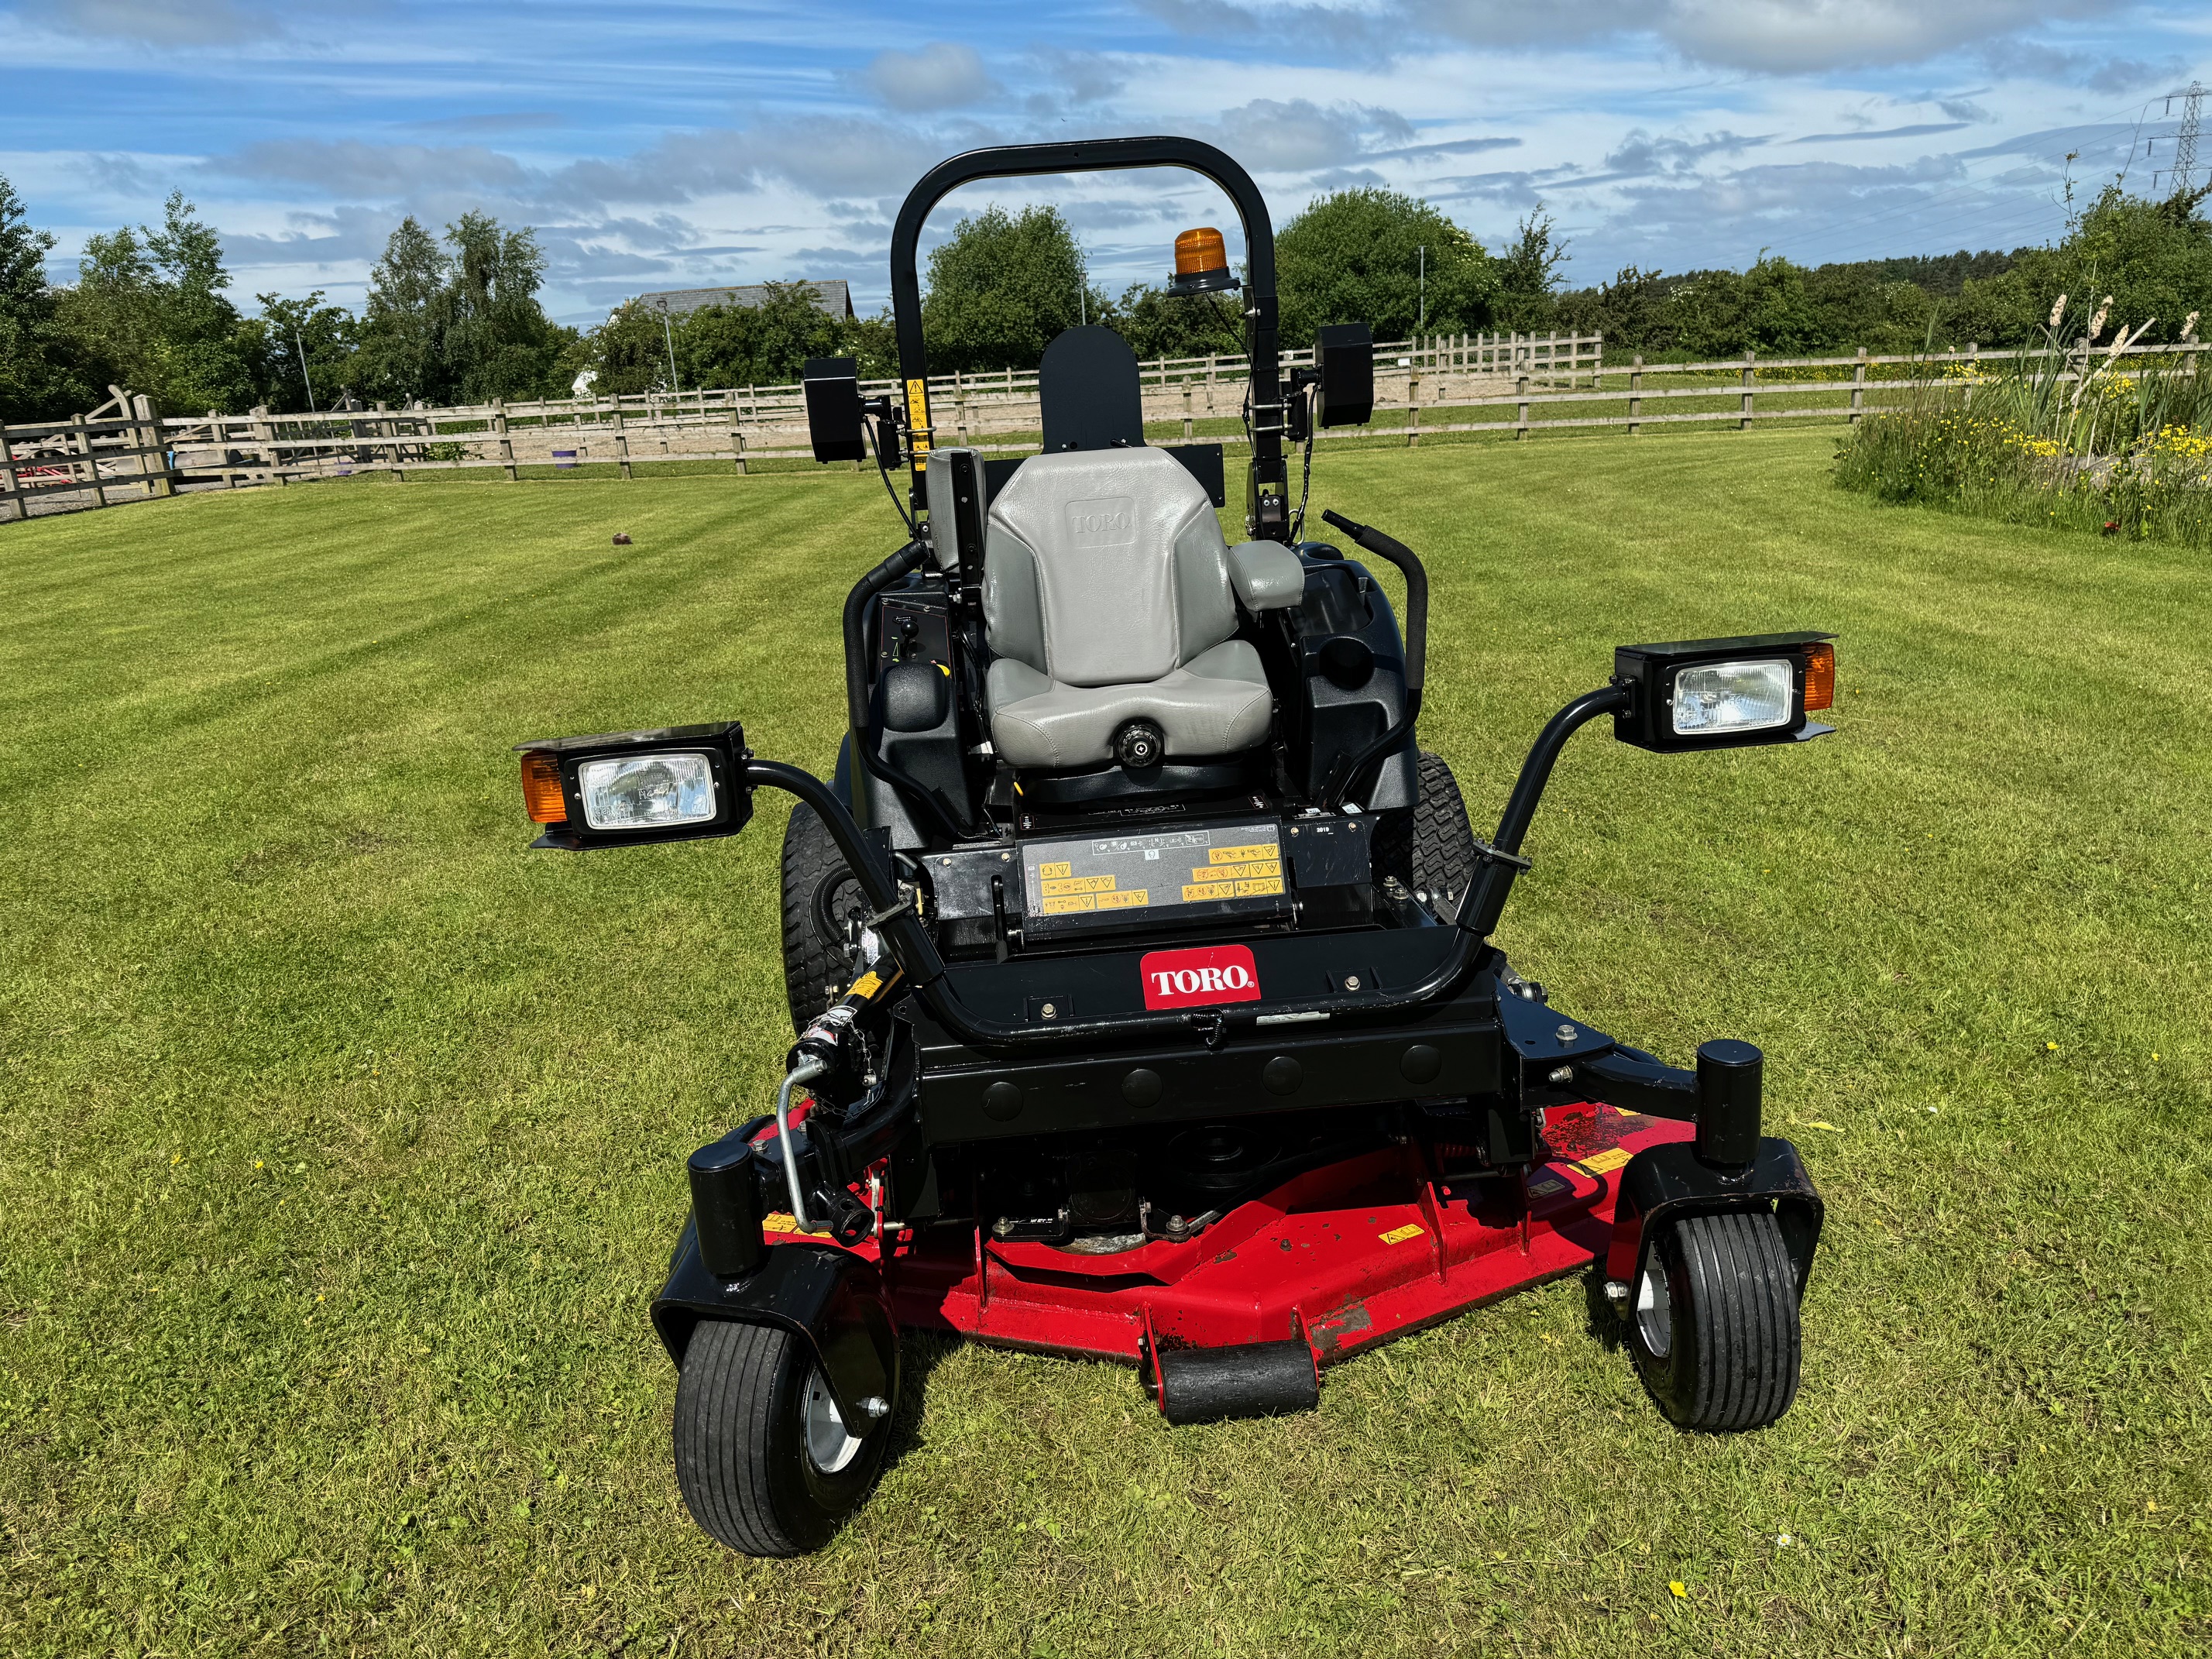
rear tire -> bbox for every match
[1626,1209,1802,1431]
[780,803,860,1036]
[1375,750,1479,920]
[672,1319,891,1557]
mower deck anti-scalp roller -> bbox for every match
[512,135,1841,1557]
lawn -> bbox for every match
[1,429,2204,1657]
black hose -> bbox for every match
[840,544,978,843]
[1316,509,1429,809]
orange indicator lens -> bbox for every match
[520,752,567,823]
[1174,226,1228,277]
[1802,642,1835,711]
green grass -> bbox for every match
[2,431,2207,1656]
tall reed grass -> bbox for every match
[1836,301,2212,547]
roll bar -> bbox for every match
[887,136,1290,539]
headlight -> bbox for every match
[578,752,716,830]
[1671,658,1791,736]
[513,721,752,850]
[1610,633,1836,753]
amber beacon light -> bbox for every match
[1170,226,1238,294]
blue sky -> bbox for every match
[3,1,2207,327]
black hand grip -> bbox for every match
[1319,510,1424,692]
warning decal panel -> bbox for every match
[1022,819,1286,926]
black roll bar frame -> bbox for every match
[886,136,1289,540]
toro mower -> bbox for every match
[515,137,1833,1557]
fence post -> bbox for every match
[505,400,526,478]
[1516,373,1530,440]
[135,394,177,498]
[1851,349,1867,424]
[613,407,632,480]
[731,422,747,475]
[73,414,110,507]
[0,428,21,521]
[1407,360,1420,447]
[1183,382,1194,441]
[1740,350,1755,431]
[249,405,283,485]
[1628,354,1643,435]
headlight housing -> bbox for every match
[514,721,751,849]
[1612,634,1835,753]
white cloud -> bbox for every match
[44,0,273,44]
[1161,0,2131,75]
[214,140,532,196]
[859,43,996,112]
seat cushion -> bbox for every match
[982,448,1234,688]
[987,641,1273,769]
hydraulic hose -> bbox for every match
[840,541,978,842]
[1317,510,1428,809]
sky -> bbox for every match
[2,1,2207,328]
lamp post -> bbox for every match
[294,326,317,414]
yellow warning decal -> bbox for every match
[1042,874,1116,895]
[1096,888,1150,909]
[1042,894,1097,915]
[1234,878,1284,897]
[1037,860,1072,879]
[904,379,931,452]
[1193,860,1279,883]
[1579,1147,1633,1175]
[1208,843,1279,865]
[763,1211,802,1235]
[847,970,882,1000]
[1379,1223,1427,1245]
[1183,881,1237,902]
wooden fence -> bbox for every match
[5,335,2201,523]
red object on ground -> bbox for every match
[802,1102,1691,1369]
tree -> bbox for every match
[587,283,874,399]
[255,290,359,412]
[1110,281,1245,361]
[922,204,1102,373]
[439,211,571,403]
[1275,189,1499,345]
[354,217,448,404]
[0,171,89,421]
[1494,208,1568,331]
[51,193,263,414]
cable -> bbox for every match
[866,414,916,536]
[1288,381,1318,544]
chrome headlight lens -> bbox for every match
[1671,658,1792,737]
[577,752,716,830]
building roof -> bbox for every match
[631,280,854,319]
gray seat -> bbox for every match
[980,448,1302,770]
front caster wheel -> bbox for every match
[672,1319,891,1556]
[1626,1209,1802,1431]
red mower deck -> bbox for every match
[809,1103,1685,1368]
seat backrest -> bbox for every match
[983,448,1234,689]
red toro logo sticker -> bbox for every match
[1140,943,1262,1010]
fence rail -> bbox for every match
[7,337,2203,523]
